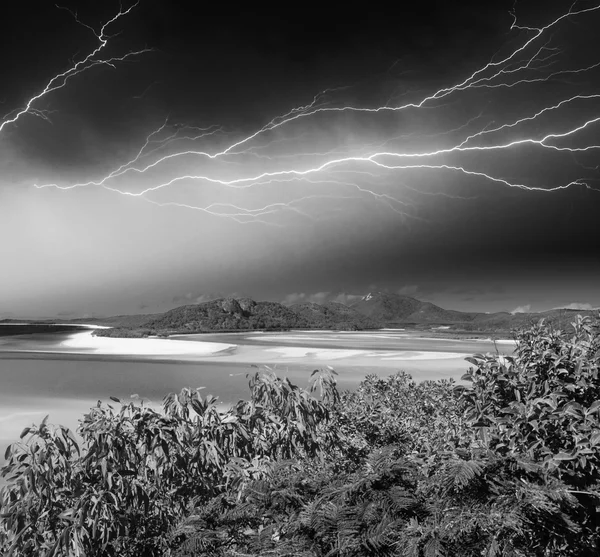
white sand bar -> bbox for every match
[61,331,236,356]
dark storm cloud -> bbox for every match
[1,1,599,316]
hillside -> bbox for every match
[94,297,382,337]
[461,307,597,332]
[348,291,597,333]
[137,298,307,334]
[350,292,481,325]
[290,301,381,330]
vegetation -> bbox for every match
[2,315,599,555]
[93,297,381,338]
[93,327,157,338]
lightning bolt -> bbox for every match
[0,2,150,133]
[15,3,600,224]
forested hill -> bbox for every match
[93,297,381,337]
[350,291,481,324]
[289,301,380,330]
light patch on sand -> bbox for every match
[256,335,346,343]
[363,351,406,357]
[381,351,471,361]
[393,335,514,344]
[61,331,236,356]
[473,338,516,345]
[255,333,408,343]
[262,346,470,362]
[264,347,370,360]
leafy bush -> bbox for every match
[0,368,338,556]
[458,314,600,483]
[325,372,470,472]
[456,313,600,555]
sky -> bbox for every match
[1,1,600,318]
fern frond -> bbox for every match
[423,535,446,557]
[445,458,485,490]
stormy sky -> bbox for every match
[1,1,600,318]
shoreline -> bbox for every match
[1,327,515,366]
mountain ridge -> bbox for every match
[4,292,597,336]
[349,291,597,331]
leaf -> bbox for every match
[587,400,600,413]
[19,427,31,439]
[117,469,137,476]
[563,404,584,419]
[450,459,485,488]
[554,452,576,461]
[109,396,121,403]
[58,509,74,520]
[590,431,600,446]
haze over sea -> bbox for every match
[0,324,515,460]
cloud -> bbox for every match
[552,302,598,311]
[282,292,364,306]
[330,293,363,305]
[195,293,224,304]
[282,292,330,305]
[56,310,77,317]
[397,285,419,296]
[510,304,531,315]
[172,292,229,305]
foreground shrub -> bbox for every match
[458,313,600,555]
[0,368,338,556]
[328,372,470,471]
[458,314,600,483]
